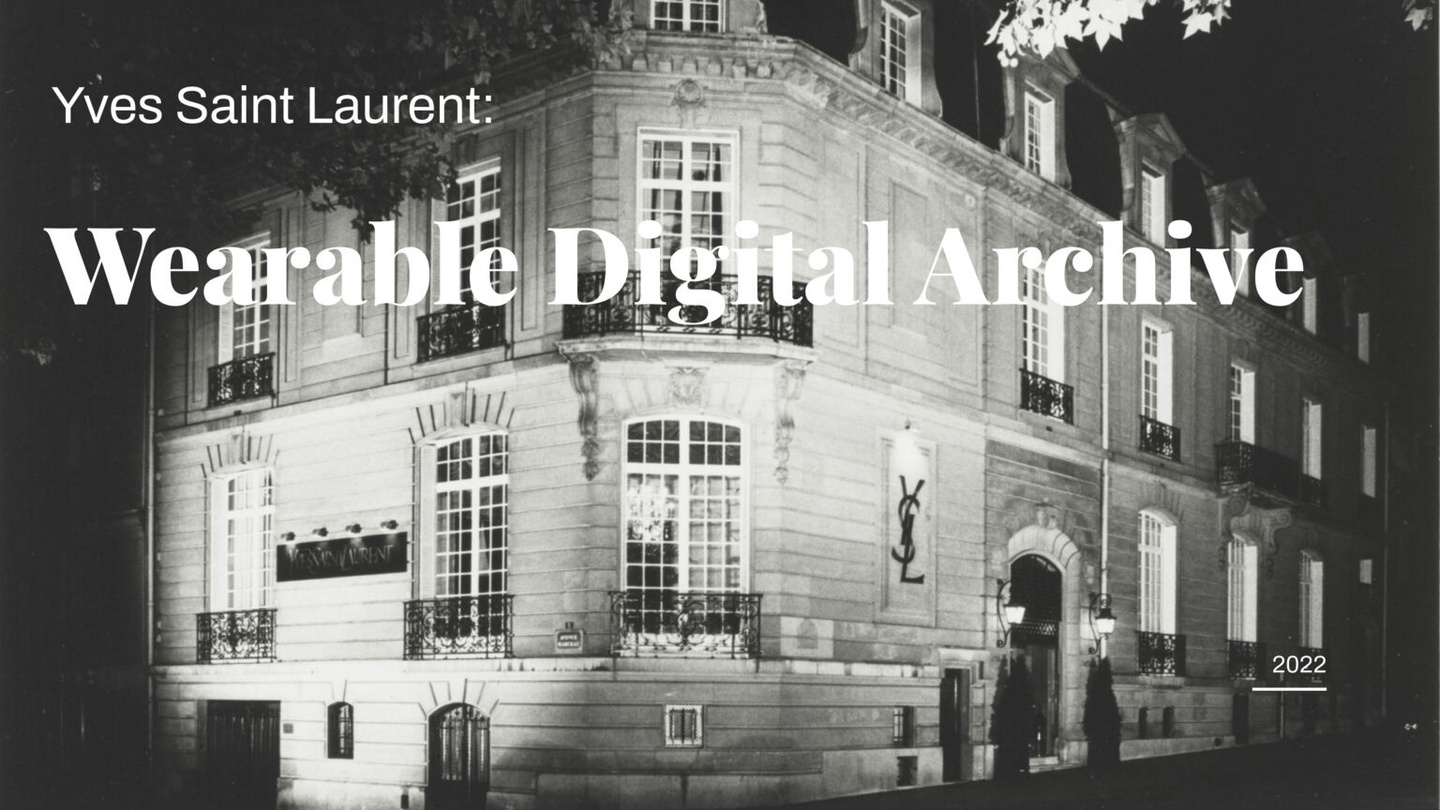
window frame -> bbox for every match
[1229,222,1252,297]
[1302,398,1323,480]
[878,1,921,104]
[1137,511,1177,636]
[445,158,504,300]
[1228,362,1256,444]
[327,702,354,760]
[1226,538,1258,643]
[1357,311,1371,363]
[1299,552,1324,648]
[621,416,750,596]
[1361,424,1378,498]
[1023,85,1056,181]
[1021,263,1065,383]
[636,129,739,269]
[664,704,704,747]
[217,234,273,364]
[1141,319,1174,425]
[650,0,724,33]
[1139,165,1167,245]
[1302,277,1319,334]
[422,431,511,600]
[208,467,276,611]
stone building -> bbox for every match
[149,2,1392,808]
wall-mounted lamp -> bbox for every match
[312,527,328,537]
[380,520,399,530]
[280,532,296,543]
[1088,592,1116,655]
[995,578,1027,648]
[345,523,362,534]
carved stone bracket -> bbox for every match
[668,366,708,408]
[567,353,601,481]
[1219,490,1294,579]
[773,361,808,484]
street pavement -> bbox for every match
[757,729,1438,810]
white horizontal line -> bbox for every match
[1251,686,1328,692]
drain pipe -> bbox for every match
[1099,302,1111,658]
[144,292,157,785]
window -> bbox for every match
[327,702,354,759]
[892,706,916,746]
[1140,166,1167,244]
[217,236,273,364]
[652,0,723,33]
[1022,264,1064,382]
[435,434,509,598]
[1302,399,1323,480]
[447,162,502,279]
[1230,223,1251,296]
[639,130,735,261]
[879,2,920,103]
[1227,539,1258,642]
[1138,512,1177,635]
[1141,321,1174,424]
[210,469,275,610]
[1357,312,1371,363]
[664,705,703,747]
[1362,424,1377,497]
[1228,364,1256,443]
[1024,87,1056,180]
[624,419,745,596]
[1302,277,1319,334]
[1299,553,1324,648]
[429,704,489,802]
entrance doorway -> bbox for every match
[1009,554,1061,758]
[205,700,280,810]
[429,704,490,809]
[939,668,972,781]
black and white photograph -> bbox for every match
[2,1,1437,808]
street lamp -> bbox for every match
[995,578,1027,647]
[1089,592,1116,655]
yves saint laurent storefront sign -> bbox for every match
[277,532,408,582]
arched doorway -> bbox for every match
[429,704,489,809]
[1009,553,1062,758]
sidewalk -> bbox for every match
[754,730,1438,810]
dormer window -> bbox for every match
[652,0,723,33]
[879,1,921,104]
[1302,277,1319,334]
[1357,311,1371,362]
[1140,165,1167,244]
[1023,86,1056,181]
[1229,222,1251,296]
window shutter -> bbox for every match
[217,304,234,364]
[1160,526,1177,634]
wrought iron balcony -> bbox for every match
[417,303,506,362]
[1139,414,1181,461]
[1137,630,1186,677]
[1228,639,1266,679]
[1215,440,1304,503]
[1019,368,1074,424]
[1300,475,1326,508]
[562,272,813,347]
[610,590,762,659]
[404,595,513,660]
[197,608,276,663]
[208,353,275,407]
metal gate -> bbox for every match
[429,704,489,810]
[205,701,280,810]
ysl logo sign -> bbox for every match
[890,476,926,584]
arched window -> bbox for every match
[1227,537,1258,643]
[1299,552,1324,649]
[1137,512,1177,635]
[327,702,353,759]
[429,704,489,810]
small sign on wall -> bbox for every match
[555,626,584,654]
[276,532,408,582]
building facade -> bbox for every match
[150,3,1392,808]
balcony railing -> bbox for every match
[208,353,275,407]
[1019,368,1074,424]
[610,590,762,659]
[1138,631,1186,676]
[417,303,506,362]
[1300,475,1326,508]
[1228,639,1266,679]
[1139,414,1180,461]
[197,608,276,663]
[1215,440,1304,503]
[562,272,813,347]
[404,595,514,660]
